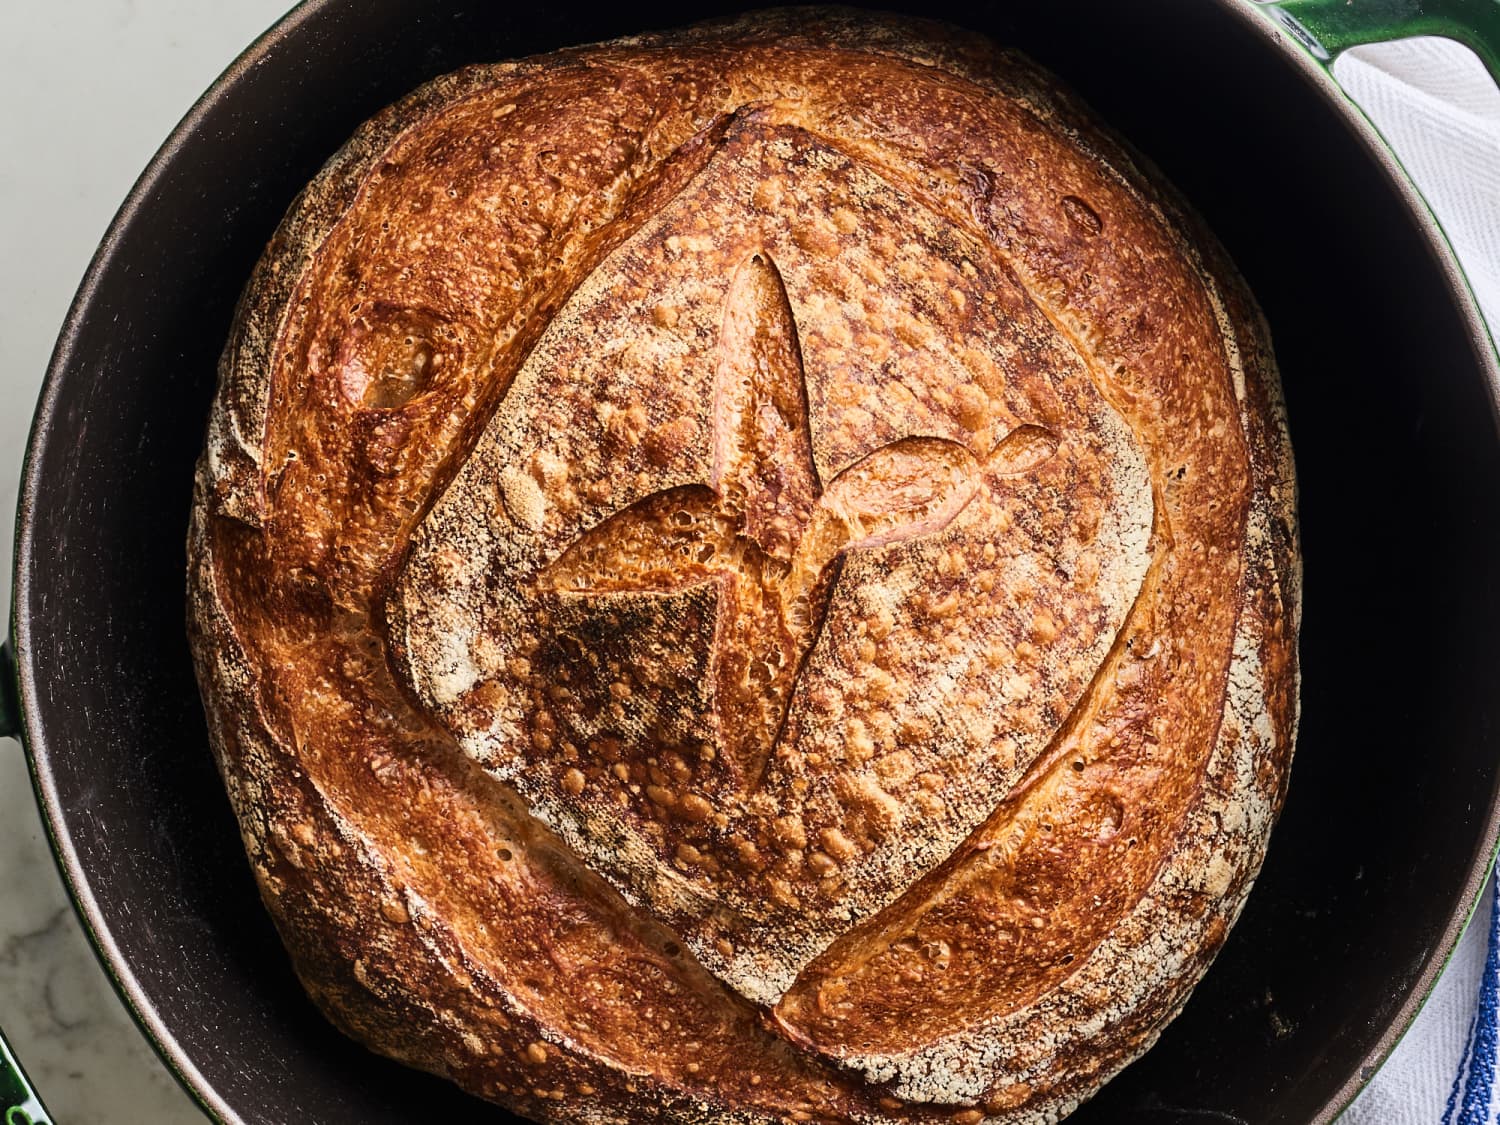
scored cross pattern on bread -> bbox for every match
[393,113,1158,1007]
[537,252,1057,792]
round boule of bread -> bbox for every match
[188,9,1300,1123]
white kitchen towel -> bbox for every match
[1332,35,1500,1125]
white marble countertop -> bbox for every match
[1,5,1494,1125]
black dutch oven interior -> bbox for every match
[9,1,1500,1122]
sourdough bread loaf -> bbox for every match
[188,10,1300,1123]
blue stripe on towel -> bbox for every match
[1443,1007,1476,1125]
[1454,877,1500,1125]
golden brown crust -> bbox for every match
[188,10,1298,1123]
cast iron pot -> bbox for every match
[4,1,1500,1122]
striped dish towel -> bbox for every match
[1440,880,1499,1125]
[1331,35,1500,1125]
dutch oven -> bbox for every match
[4,1,1500,1122]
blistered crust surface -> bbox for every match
[394,116,1154,1003]
[188,10,1299,1125]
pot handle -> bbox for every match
[0,640,17,741]
[1,1025,53,1125]
[1262,0,1500,84]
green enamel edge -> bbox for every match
[0,1027,52,1125]
[1264,0,1500,83]
[1255,0,1500,391]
